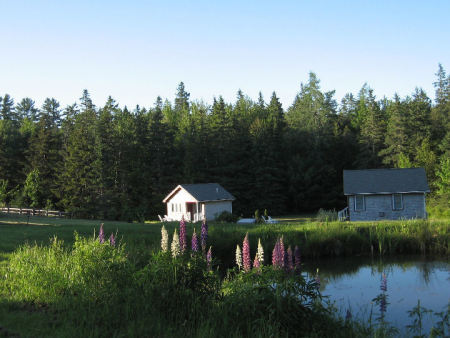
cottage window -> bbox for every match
[392,194,403,210]
[354,195,364,211]
[171,203,174,212]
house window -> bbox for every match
[392,194,403,210]
[171,203,174,212]
[354,195,365,211]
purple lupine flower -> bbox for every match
[109,233,115,247]
[206,246,212,270]
[253,253,260,269]
[272,239,279,267]
[294,245,301,271]
[201,218,208,252]
[242,233,251,272]
[191,227,199,252]
[286,246,294,272]
[379,294,387,314]
[380,273,387,292]
[179,216,187,252]
[98,223,105,244]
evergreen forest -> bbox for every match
[0,65,449,220]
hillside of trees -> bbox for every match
[0,65,449,220]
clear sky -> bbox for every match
[1,0,450,110]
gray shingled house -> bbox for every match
[163,183,235,221]
[340,168,430,221]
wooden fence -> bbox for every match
[0,207,69,218]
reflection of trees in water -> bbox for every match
[302,256,448,288]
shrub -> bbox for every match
[215,210,238,223]
[316,208,338,222]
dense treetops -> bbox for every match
[0,66,449,220]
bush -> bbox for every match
[316,208,338,222]
[215,210,238,223]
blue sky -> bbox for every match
[1,0,449,110]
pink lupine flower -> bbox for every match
[253,253,260,269]
[98,223,105,244]
[191,228,199,252]
[109,233,115,247]
[242,233,251,272]
[179,217,187,252]
[272,238,284,269]
[201,219,208,252]
[206,246,212,270]
[286,246,294,272]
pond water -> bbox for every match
[303,256,450,335]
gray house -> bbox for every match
[340,168,430,221]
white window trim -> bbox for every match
[392,193,403,210]
[354,195,365,211]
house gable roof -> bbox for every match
[163,183,235,203]
[343,168,430,195]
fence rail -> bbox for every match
[0,207,69,218]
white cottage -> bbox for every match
[162,183,235,222]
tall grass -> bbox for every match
[0,232,357,337]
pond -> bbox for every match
[303,256,450,335]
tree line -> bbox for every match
[0,65,449,220]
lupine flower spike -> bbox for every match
[272,238,284,269]
[191,227,199,252]
[294,245,301,272]
[109,233,115,247]
[235,244,242,270]
[98,223,105,244]
[201,218,208,252]
[286,246,294,272]
[171,229,180,258]
[242,233,251,272]
[161,225,169,252]
[179,216,187,252]
[256,238,264,266]
[253,253,260,269]
[206,246,212,271]
[279,236,285,268]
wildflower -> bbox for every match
[380,273,387,292]
[256,238,264,266]
[191,227,199,252]
[279,236,285,267]
[98,223,105,244]
[201,218,208,252]
[272,237,284,269]
[179,217,187,252]
[171,229,180,258]
[206,246,212,270]
[286,246,294,272]
[161,225,169,252]
[109,233,115,247]
[242,233,251,272]
[294,245,301,271]
[235,244,242,270]
[253,253,260,269]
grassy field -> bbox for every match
[0,213,449,337]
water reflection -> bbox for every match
[302,256,450,334]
